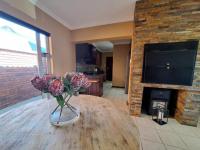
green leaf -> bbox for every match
[62,77,74,95]
[56,95,65,108]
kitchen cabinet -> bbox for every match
[76,43,101,65]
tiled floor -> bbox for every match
[103,82,200,150]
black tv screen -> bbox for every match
[142,40,199,86]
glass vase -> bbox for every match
[49,94,80,126]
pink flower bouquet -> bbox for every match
[31,72,91,123]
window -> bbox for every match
[39,33,50,75]
[0,18,37,53]
[40,33,47,53]
[0,14,51,74]
[0,12,52,109]
[0,18,37,67]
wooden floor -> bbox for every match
[0,95,140,150]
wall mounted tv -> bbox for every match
[142,40,199,86]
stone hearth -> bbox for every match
[128,0,200,126]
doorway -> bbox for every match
[106,57,113,81]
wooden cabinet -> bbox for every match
[96,51,102,67]
[87,79,101,96]
[85,75,104,97]
[76,43,95,64]
[76,43,102,66]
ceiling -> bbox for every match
[93,41,114,52]
[30,0,136,30]
[93,40,131,53]
[112,39,131,45]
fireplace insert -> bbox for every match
[142,40,199,86]
[142,87,178,116]
[149,89,171,115]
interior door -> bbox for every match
[106,57,113,81]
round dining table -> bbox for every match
[0,95,140,150]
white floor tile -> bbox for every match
[191,128,200,138]
[135,117,157,129]
[142,140,166,150]
[165,145,185,150]
[155,123,174,132]
[158,131,187,149]
[171,124,198,138]
[139,127,162,143]
[180,135,200,150]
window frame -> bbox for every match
[0,11,50,36]
[0,11,52,75]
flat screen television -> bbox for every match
[142,40,199,86]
